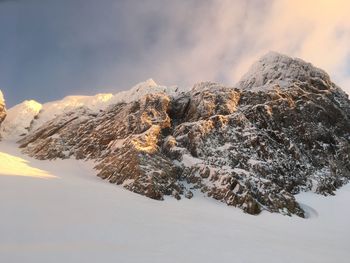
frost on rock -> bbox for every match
[16,53,350,217]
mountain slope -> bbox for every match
[11,52,350,216]
[1,141,350,263]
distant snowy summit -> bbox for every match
[238,51,332,91]
[1,52,350,217]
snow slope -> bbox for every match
[0,141,349,263]
[0,151,55,179]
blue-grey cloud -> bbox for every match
[0,0,349,107]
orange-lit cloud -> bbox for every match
[148,0,350,93]
[231,0,350,88]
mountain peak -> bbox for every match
[126,78,159,94]
[22,99,42,111]
[237,51,331,91]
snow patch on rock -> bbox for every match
[0,100,42,140]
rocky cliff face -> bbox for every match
[15,53,350,217]
[0,90,6,134]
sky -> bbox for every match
[0,0,350,107]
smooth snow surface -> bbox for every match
[0,141,349,263]
[0,152,55,179]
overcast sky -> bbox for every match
[1,0,350,107]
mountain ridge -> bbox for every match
[2,52,350,217]
[0,79,182,140]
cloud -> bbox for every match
[161,0,350,92]
[1,0,349,107]
[97,0,350,93]
[242,0,350,91]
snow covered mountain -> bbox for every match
[238,51,333,91]
[2,52,350,217]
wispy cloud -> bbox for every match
[98,0,350,92]
[229,0,350,90]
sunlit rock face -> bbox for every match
[17,53,350,217]
[0,90,6,136]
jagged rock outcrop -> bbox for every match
[19,94,184,200]
[0,90,6,135]
[16,52,350,217]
